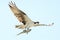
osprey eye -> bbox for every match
[34,22,36,24]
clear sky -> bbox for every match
[0,0,60,40]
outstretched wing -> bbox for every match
[8,1,32,25]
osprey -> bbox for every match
[8,1,54,35]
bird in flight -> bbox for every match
[8,1,54,35]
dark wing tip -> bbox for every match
[8,1,16,7]
[8,4,11,7]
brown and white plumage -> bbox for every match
[9,1,32,25]
[8,1,32,29]
[9,1,54,34]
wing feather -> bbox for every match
[9,1,32,25]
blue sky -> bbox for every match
[0,0,60,40]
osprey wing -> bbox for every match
[9,1,32,25]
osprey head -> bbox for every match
[34,22,39,24]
